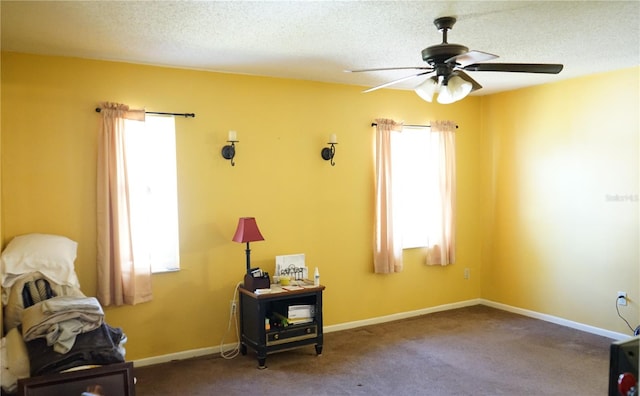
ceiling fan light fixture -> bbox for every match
[436,85,455,104]
[414,77,439,102]
[445,75,473,102]
[415,75,472,104]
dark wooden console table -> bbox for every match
[238,284,324,369]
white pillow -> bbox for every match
[1,233,80,289]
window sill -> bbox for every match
[152,268,180,275]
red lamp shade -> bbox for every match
[232,217,265,243]
[232,217,265,275]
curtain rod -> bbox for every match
[95,108,195,118]
[371,122,458,129]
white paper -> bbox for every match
[275,253,308,280]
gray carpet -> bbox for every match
[133,305,612,395]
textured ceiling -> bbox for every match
[2,1,639,96]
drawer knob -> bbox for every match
[274,334,279,340]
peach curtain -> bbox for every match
[373,118,404,273]
[96,102,153,306]
[426,120,457,265]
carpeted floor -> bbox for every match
[133,305,613,395]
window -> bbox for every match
[373,119,455,273]
[391,128,445,249]
[123,115,180,273]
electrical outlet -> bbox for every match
[464,268,470,280]
[230,300,237,313]
[617,291,627,306]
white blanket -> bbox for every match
[21,296,104,353]
[1,328,30,393]
[3,272,86,332]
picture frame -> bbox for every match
[17,362,135,396]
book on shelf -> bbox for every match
[287,317,313,325]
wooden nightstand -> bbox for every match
[238,284,324,369]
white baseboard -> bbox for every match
[134,343,238,367]
[480,299,630,341]
[323,298,482,333]
[132,298,626,367]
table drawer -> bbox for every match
[267,324,317,346]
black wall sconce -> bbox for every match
[221,130,238,166]
[321,134,337,166]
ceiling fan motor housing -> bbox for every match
[422,43,468,65]
[422,16,467,77]
[420,17,475,96]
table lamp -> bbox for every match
[232,217,265,274]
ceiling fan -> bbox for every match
[347,16,563,104]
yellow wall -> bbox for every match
[1,52,483,360]
[2,51,638,360]
[480,67,639,333]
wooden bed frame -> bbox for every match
[16,362,135,396]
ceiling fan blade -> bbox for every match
[346,66,433,73]
[362,71,432,93]
[452,70,482,92]
[463,63,564,74]
[446,50,498,66]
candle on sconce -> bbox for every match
[228,130,237,142]
[321,133,338,165]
